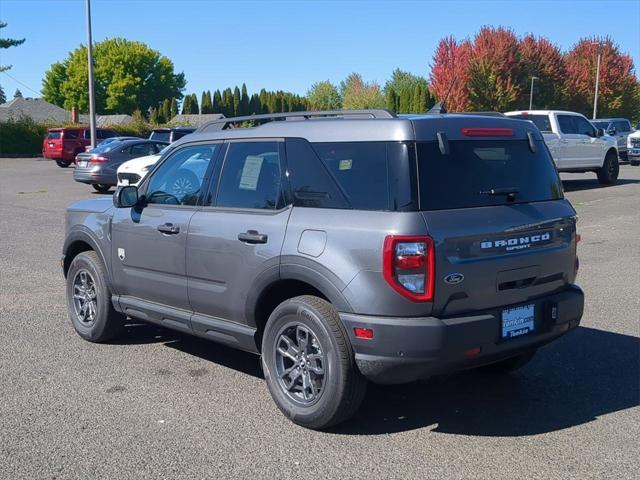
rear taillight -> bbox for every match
[383,235,435,302]
[90,156,109,163]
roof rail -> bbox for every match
[196,109,396,132]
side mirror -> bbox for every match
[113,185,139,208]
[596,128,605,138]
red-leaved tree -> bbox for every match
[564,36,639,119]
[429,36,471,112]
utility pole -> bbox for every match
[86,0,97,148]
[529,76,538,110]
[593,41,603,119]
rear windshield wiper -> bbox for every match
[480,187,519,201]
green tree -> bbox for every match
[0,21,25,72]
[190,93,199,114]
[170,98,178,119]
[149,107,159,124]
[233,86,241,115]
[181,95,192,114]
[213,90,222,113]
[307,80,342,110]
[240,84,250,116]
[340,73,385,109]
[156,102,166,124]
[13,88,22,98]
[222,88,233,116]
[201,90,213,114]
[42,37,185,114]
[384,69,431,113]
[162,98,171,122]
[0,84,5,103]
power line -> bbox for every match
[0,71,41,96]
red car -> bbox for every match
[42,127,118,167]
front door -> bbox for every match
[187,140,290,327]
[111,143,221,319]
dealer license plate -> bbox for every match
[501,304,535,339]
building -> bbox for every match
[0,97,71,124]
[169,113,225,127]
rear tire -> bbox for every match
[261,295,367,429]
[479,350,537,374]
[55,160,71,168]
[66,251,124,343]
[92,184,111,193]
[597,150,619,184]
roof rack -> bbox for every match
[197,109,396,132]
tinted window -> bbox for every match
[310,142,416,211]
[216,142,283,209]
[615,121,631,133]
[98,130,116,139]
[417,140,563,210]
[574,116,595,136]
[509,114,552,132]
[557,115,576,134]
[145,144,219,206]
[592,121,610,130]
[47,131,61,140]
[173,130,194,141]
[130,143,157,156]
[64,130,80,139]
[91,142,120,153]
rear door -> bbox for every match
[572,115,602,167]
[416,137,577,318]
[110,143,221,328]
[186,140,290,327]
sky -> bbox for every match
[1,0,639,100]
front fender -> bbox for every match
[63,226,113,287]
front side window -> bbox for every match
[574,116,596,137]
[145,144,219,206]
[417,139,563,210]
[615,121,631,133]
[215,142,283,209]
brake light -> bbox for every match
[383,235,435,302]
[461,127,514,137]
[90,156,109,163]
[354,327,374,340]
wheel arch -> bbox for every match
[63,228,111,282]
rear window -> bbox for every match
[509,114,552,132]
[47,131,61,140]
[417,140,563,210]
[150,130,171,143]
[308,142,417,211]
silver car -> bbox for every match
[592,118,634,161]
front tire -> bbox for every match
[597,150,619,184]
[66,251,124,342]
[261,295,366,429]
[92,183,111,193]
[55,160,71,168]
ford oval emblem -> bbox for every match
[444,273,464,285]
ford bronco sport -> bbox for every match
[62,109,584,429]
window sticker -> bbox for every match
[239,155,264,191]
[339,159,352,170]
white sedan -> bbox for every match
[116,147,167,186]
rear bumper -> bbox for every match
[340,285,584,384]
[73,168,117,186]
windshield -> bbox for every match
[150,131,171,142]
[417,139,563,210]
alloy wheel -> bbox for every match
[72,269,98,326]
[274,323,326,405]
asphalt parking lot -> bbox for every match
[0,157,638,480]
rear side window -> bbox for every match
[129,143,157,156]
[216,142,283,210]
[509,114,552,132]
[64,130,80,139]
[557,115,576,134]
[615,120,631,133]
[309,142,416,211]
[417,140,563,210]
[47,131,61,140]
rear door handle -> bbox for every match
[238,230,268,244]
[157,223,180,235]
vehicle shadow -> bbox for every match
[332,326,639,436]
[561,177,640,192]
[114,322,264,379]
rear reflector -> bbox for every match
[464,347,482,358]
[461,127,514,137]
[383,235,435,302]
[354,327,374,340]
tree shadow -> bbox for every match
[332,326,639,436]
[561,177,640,192]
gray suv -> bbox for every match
[62,109,584,429]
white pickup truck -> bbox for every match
[505,110,619,184]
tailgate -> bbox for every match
[422,200,578,317]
